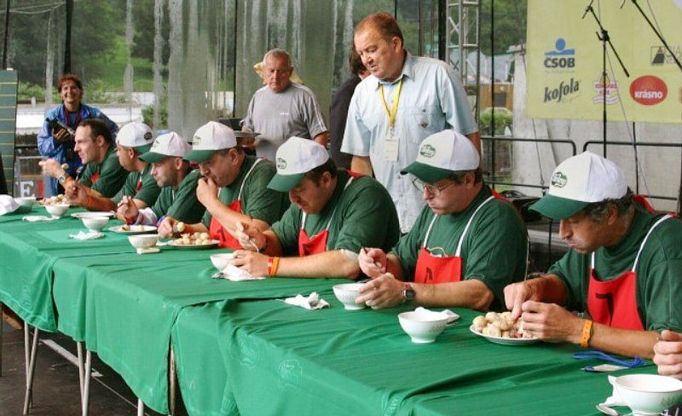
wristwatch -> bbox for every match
[57,174,67,185]
[402,282,416,303]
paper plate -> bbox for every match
[168,240,220,250]
[469,325,539,346]
[108,225,158,234]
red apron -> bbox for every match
[298,176,356,256]
[586,214,672,330]
[414,195,495,284]
[209,159,263,249]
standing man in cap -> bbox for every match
[158,121,288,247]
[356,130,527,310]
[504,152,682,358]
[117,131,205,225]
[230,136,400,279]
[39,118,129,204]
[341,12,479,233]
[241,48,329,161]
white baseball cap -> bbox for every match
[530,151,628,220]
[400,129,480,183]
[116,122,154,152]
[185,121,237,162]
[139,132,191,163]
[267,136,330,192]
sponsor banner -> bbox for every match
[527,0,682,122]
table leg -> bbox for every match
[22,326,39,415]
[77,342,84,398]
[81,349,91,416]
[137,398,144,416]
[0,302,3,377]
[169,346,176,416]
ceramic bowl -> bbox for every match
[44,204,70,218]
[332,283,365,310]
[613,374,682,415]
[398,311,449,344]
[81,216,109,231]
[15,197,36,208]
[128,234,160,249]
[210,253,235,270]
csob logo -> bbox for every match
[629,75,667,105]
[544,38,576,69]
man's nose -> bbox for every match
[559,220,571,240]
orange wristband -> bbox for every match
[580,319,593,348]
[267,257,280,276]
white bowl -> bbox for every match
[15,197,36,208]
[128,234,160,249]
[333,283,365,310]
[82,216,109,231]
[613,374,682,415]
[210,253,235,270]
[398,311,449,344]
[45,204,70,218]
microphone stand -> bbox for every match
[584,4,630,158]
[628,1,682,215]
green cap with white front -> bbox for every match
[185,121,237,162]
[139,132,191,163]
[530,151,628,220]
[400,129,480,183]
[267,136,330,192]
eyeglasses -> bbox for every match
[412,178,455,196]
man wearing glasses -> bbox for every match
[356,130,527,310]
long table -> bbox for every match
[1,207,657,415]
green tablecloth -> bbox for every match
[207,301,655,416]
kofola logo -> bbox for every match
[544,78,580,103]
[629,75,667,105]
[544,38,576,70]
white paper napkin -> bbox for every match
[68,231,104,240]
[284,292,329,310]
[217,264,266,281]
[23,215,59,222]
[414,307,460,324]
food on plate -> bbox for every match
[174,232,212,246]
[471,311,532,339]
[120,224,148,232]
[175,221,186,233]
[41,194,71,206]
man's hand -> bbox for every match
[196,176,219,208]
[64,182,89,206]
[519,301,582,343]
[504,281,541,320]
[234,222,266,252]
[116,195,139,224]
[39,159,66,179]
[358,248,387,278]
[158,216,180,238]
[355,273,404,309]
[53,127,72,144]
[653,330,682,379]
[230,250,269,276]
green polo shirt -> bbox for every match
[392,186,528,309]
[112,163,161,206]
[271,170,401,256]
[79,145,129,198]
[548,207,682,331]
[201,156,288,227]
[151,169,205,223]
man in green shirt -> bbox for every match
[117,131,205,225]
[39,118,129,203]
[160,121,287,247]
[504,152,682,358]
[230,136,400,278]
[356,130,527,310]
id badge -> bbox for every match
[383,134,399,161]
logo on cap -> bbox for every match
[192,135,201,145]
[276,157,287,170]
[551,171,567,188]
[420,144,436,158]
[144,132,153,141]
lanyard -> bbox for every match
[378,79,403,130]
[61,105,82,130]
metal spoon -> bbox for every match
[596,403,620,416]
